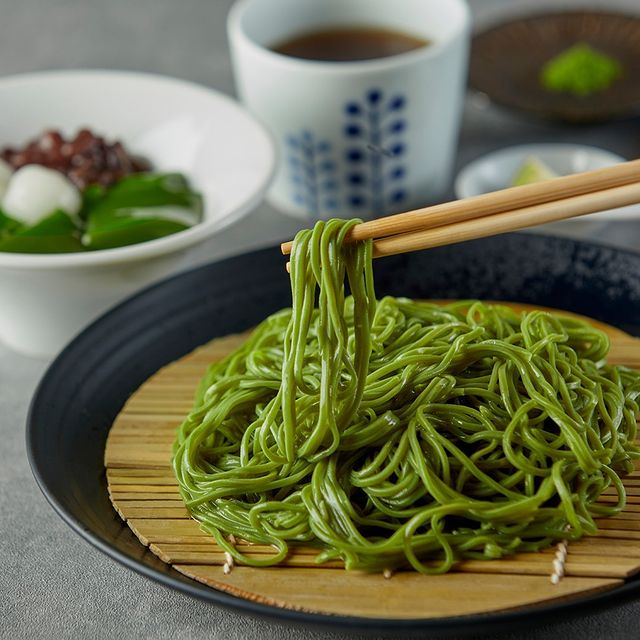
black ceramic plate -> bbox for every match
[470,11,640,123]
[27,234,640,636]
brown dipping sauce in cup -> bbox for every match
[271,26,429,62]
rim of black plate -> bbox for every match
[26,235,640,636]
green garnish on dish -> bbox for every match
[0,209,23,241]
[511,157,558,187]
[0,209,83,254]
[540,43,623,97]
[82,174,203,250]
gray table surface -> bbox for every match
[3,1,640,638]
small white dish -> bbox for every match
[455,144,639,234]
[0,70,275,357]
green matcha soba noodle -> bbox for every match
[173,218,640,573]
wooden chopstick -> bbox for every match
[372,181,640,257]
[280,158,640,257]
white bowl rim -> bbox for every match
[0,69,276,270]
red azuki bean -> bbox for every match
[0,128,151,188]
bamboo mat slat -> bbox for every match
[172,565,620,619]
[109,492,181,501]
[105,306,640,619]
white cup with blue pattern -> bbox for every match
[229,0,470,220]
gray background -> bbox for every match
[3,1,640,638]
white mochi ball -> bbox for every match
[2,165,81,224]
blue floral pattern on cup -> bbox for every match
[344,88,408,216]
[286,130,339,218]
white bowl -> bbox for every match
[0,70,275,357]
[454,143,639,236]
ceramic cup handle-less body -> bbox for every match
[228,0,470,221]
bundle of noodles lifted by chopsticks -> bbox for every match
[173,218,640,574]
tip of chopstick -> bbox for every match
[281,240,293,256]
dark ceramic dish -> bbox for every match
[27,234,640,636]
[470,11,640,123]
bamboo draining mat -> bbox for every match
[105,303,640,619]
